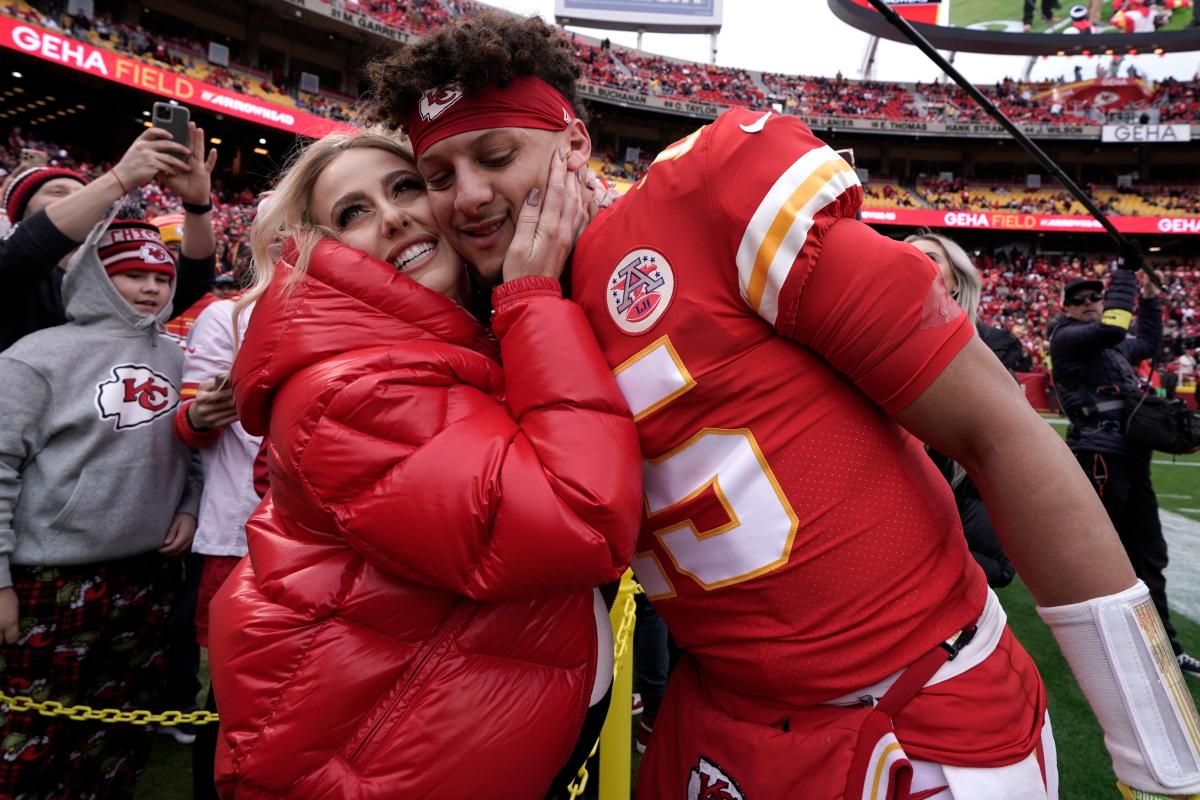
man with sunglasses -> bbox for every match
[1050,268,1200,677]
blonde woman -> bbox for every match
[208,131,641,799]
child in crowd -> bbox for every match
[0,212,202,798]
[173,292,258,800]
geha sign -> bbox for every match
[1101,124,1193,143]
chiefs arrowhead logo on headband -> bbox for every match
[407,76,576,159]
[419,85,465,122]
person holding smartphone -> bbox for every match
[0,117,218,352]
[172,296,258,800]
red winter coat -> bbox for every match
[209,239,642,799]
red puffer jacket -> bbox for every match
[209,238,642,799]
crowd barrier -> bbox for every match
[0,572,643,798]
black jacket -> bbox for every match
[928,450,1015,588]
[0,210,214,352]
[977,321,1033,373]
[1049,269,1162,460]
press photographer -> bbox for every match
[1049,267,1200,675]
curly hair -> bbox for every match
[365,10,588,131]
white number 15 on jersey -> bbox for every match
[612,336,800,600]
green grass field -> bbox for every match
[950,0,1195,33]
[1044,415,1200,522]
[1001,577,1200,799]
[132,415,1200,799]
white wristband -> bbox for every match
[1039,581,1200,795]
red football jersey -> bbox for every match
[572,108,986,706]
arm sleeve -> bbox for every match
[1122,295,1163,365]
[0,210,80,305]
[790,221,973,413]
[175,450,204,518]
[291,278,644,601]
[706,112,971,413]
[175,301,236,447]
[173,402,220,449]
[252,439,269,499]
[1051,319,1129,363]
[0,359,52,588]
[707,111,864,333]
[1101,267,1137,330]
[173,253,216,313]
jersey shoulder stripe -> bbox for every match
[733,144,860,326]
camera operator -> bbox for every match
[1049,269,1199,675]
[0,124,217,351]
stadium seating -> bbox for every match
[1,0,1196,380]
[4,0,1198,136]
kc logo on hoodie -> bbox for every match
[95,364,179,430]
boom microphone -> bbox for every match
[864,0,1161,285]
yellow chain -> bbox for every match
[0,581,644,789]
[566,581,642,799]
[0,693,219,726]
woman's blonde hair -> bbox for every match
[904,231,982,323]
[233,130,415,335]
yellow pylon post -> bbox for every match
[599,572,638,800]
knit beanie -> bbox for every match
[3,166,87,222]
[150,213,185,246]
[98,219,176,280]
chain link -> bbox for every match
[0,582,644,795]
[0,692,219,726]
[566,581,642,799]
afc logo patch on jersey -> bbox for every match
[607,247,675,335]
[95,364,179,431]
[687,756,746,800]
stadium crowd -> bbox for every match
[9,0,1200,134]
[8,127,1195,385]
[974,252,1200,383]
[0,4,1198,799]
[2,0,361,121]
[1,130,258,274]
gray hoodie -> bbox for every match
[0,216,202,587]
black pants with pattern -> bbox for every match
[1076,449,1181,655]
[0,552,178,800]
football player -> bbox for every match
[366,12,1200,799]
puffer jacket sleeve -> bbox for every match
[281,277,642,601]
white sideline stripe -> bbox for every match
[1154,461,1200,468]
[1163,510,1200,625]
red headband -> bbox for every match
[407,76,574,159]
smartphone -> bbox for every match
[18,148,48,170]
[151,102,190,160]
[835,148,856,170]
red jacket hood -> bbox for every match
[232,237,497,435]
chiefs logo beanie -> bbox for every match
[98,219,176,280]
